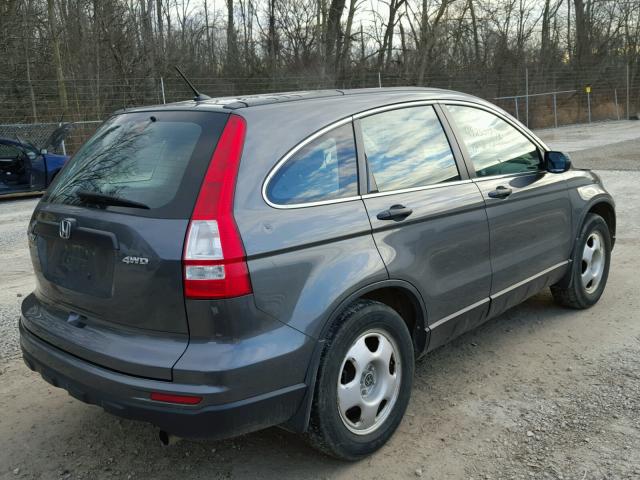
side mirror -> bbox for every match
[40,149,48,155]
[545,151,571,173]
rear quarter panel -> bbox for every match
[233,106,388,339]
[239,201,388,338]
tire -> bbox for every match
[551,213,611,309]
[306,299,414,460]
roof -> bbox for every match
[120,87,488,115]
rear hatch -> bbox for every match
[41,122,73,151]
[23,110,229,380]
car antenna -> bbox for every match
[174,66,211,102]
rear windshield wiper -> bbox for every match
[76,190,150,210]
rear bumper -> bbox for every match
[20,320,307,439]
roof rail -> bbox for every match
[222,89,344,109]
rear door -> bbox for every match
[24,110,229,379]
[442,103,572,316]
[357,104,492,350]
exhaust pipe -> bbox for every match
[158,430,181,446]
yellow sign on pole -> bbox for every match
[585,85,592,94]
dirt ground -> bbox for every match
[1,121,639,479]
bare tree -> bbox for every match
[47,0,69,112]
[0,0,639,124]
[226,0,239,73]
[325,0,347,74]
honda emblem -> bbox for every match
[59,218,73,240]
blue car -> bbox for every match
[0,124,71,198]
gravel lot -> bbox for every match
[0,121,639,479]
[0,198,36,362]
[537,120,640,171]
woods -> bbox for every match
[1,0,640,126]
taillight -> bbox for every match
[182,115,252,299]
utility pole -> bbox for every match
[525,68,529,127]
[627,64,630,120]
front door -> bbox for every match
[443,104,572,317]
[357,104,492,350]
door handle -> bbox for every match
[377,204,413,221]
[488,186,513,199]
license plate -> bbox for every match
[39,237,114,297]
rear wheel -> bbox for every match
[307,300,414,460]
[551,213,611,309]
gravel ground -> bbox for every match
[535,120,640,152]
[564,138,640,171]
[536,120,640,171]
[0,197,37,362]
[0,122,639,479]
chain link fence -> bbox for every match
[0,121,101,156]
[0,123,65,153]
[1,66,638,156]
[493,87,633,128]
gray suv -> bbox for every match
[19,88,615,460]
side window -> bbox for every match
[266,123,358,205]
[446,105,542,177]
[360,106,460,192]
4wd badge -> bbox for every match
[122,256,149,265]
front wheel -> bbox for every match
[307,300,414,460]
[551,213,611,309]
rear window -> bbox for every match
[43,111,228,218]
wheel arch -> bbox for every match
[282,279,429,433]
[586,200,616,248]
[556,196,616,290]
[551,197,614,306]
[572,197,616,254]
[319,279,429,355]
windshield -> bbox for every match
[44,111,229,218]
